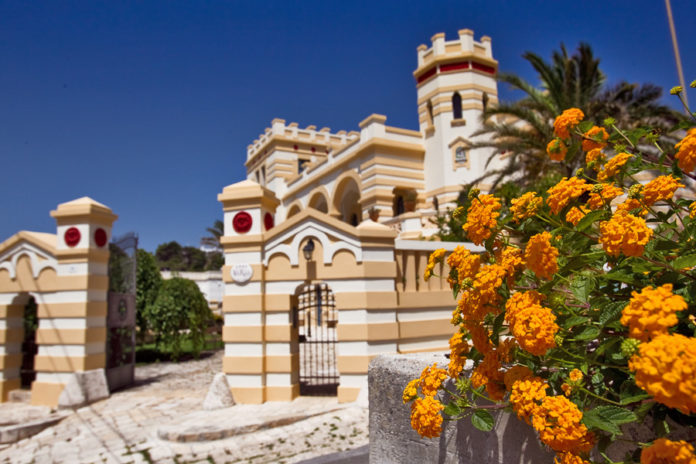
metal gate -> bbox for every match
[295,283,339,395]
[106,232,137,392]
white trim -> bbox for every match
[224,251,263,265]
[265,343,292,356]
[224,281,262,296]
[0,319,23,329]
[224,344,263,357]
[395,239,484,252]
[338,373,367,388]
[0,243,58,279]
[362,249,395,262]
[38,317,105,329]
[0,368,20,380]
[398,339,449,352]
[37,343,105,357]
[225,374,264,387]
[266,373,293,386]
[265,313,290,325]
[396,310,452,321]
[224,313,263,326]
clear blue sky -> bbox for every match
[1,1,694,252]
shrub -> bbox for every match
[404,96,696,463]
[135,249,162,343]
[148,277,211,360]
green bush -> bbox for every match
[135,249,162,343]
[148,277,211,361]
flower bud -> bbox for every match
[620,338,641,358]
[691,79,696,88]
[628,184,643,199]
[670,86,683,95]
[575,168,585,177]
[468,188,481,200]
[591,184,604,193]
[603,117,616,126]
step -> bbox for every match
[7,390,31,403]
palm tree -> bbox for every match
[200,219,224,251]
[472,43,682,190]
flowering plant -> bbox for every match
[404,86,696,463]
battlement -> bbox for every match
[414,29,497,84]
[246,118,359,162]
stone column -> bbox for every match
[31,197,116,406]
[219,180,280,403]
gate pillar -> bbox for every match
[31,198,116,406]
[218,180,289,403]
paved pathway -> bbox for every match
[0,351,368,463]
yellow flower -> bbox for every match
[510,192,542,223]
[547,177,591,215]
[676,128,696,172]
[532,396,595,453]
[569,369,583,383]
[690,201,696,219]
[615,198,648,216]
[446,246,481,288]
[511,303,559,356]
[462,194,501,245]
[597,152,632,182]
[509,376,548,423]
[587,183,623,210]
[585,148,605,165]
[424,248,446,281]
[642,175,685,206]
[555,453,592,464]
[465,320,493,354]
[599,211,653,257]
[497,246,525,282]
[456,264,507,321]
[620,284,686,342]
[565,206,589,226]
[410,396,444,438]
[447,331,469,378]
[561,383,572,396]
[553,108,585,139]
[525,232,559,280]
[547,138,568,161]
[419,363,448,397]
[582,126,609,151]
[641,438,696,464]
[505,290,544,328]
[403,378,419,403]
[629,333,696,414]
[503,365,533,390]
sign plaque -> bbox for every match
[231,263,253,283]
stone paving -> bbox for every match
[0,351,368,464]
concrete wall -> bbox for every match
[368,353,554,464]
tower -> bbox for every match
[414,30,500,206]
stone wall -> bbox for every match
[368,353,554,464]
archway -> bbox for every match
[333,175,362,226]
[308,190,329,214]
[293,282,338,396]
[21,296,37,389]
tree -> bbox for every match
[135,249,162,343]
[148,277,211,360]
[472,43,682,190]
[200,219,224,251]
[155,241,184,270]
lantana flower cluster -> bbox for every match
[404,105,696,464]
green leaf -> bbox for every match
[576,209,606,232]
[620,392,650,405]
[583,406,637,436]
[571,274,596,303]
[604,271,635,284]
[599,301,626,327]
[443,401,462,417]
[471,409,495,432]
[574,326,601,340]
[562,316,590,329]
[582,409,622,435]
[673,254,696,270]
[577,120,594,133]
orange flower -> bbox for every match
[565,206,589,226]
[690,201,696,219]
[629,333,696,414]
[675,128,696,173]
[553,108,585,139]
[621,284,686,342]
[525,232,559,280]
[569,369,583,382]
[511,303,559,356]
[403,378,419,403]
[532,396,595,453]
[462,194,501,245]
[585,148,605,165]
[419,363,448,396]
[510,192,542,223]
[641,438,696,464]
[503,365,533,390]
[446,245,481,287]
[447,331,469,378]
[505,290,544,327]
[555,453,592,464]
[547,177,591,214]
[597,152,632,181]
[582,126,609,151]
[587,183,623,210]
[599,211,653,257]
[410,396,444,438]
[642,175,685,206]
[424,248,446,281]
[547,138,568,161]
[509,376,548,423]
[616,198,648,216]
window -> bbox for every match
[455,146,467,164]
[426,100,434,127]
[298,158,309,174]
[452,92,462,120]
[261,166,266,184]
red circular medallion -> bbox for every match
[264,212,274,230]
[233,212,253,234]
[64,227,81,247]
[94,228,107,247]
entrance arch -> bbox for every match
[293,282,338,396]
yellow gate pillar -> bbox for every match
[219,180,292,403]
[31,197,116,406]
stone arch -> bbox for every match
[332,172,362,226]
[307,187,330,214]
[287,201,302,219]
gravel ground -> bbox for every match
[0,351,368,464]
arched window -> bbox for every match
[426,100,434,127]
[452,92,462,120]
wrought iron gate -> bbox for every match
[295,283,339,395]
[106,232,137,392]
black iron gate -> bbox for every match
[106,232,137,392]
[295,283,339,395]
